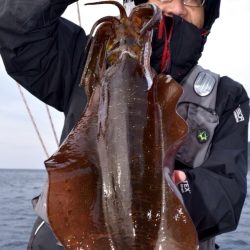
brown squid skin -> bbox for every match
[146,75,198,249]
[45,1,198,249]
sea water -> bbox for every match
[0,169,249,250]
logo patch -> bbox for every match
[196,128,209,144]
[234,107,245,123]
[179,180,191,194]
[194,72,216,97]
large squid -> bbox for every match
[44,1,198,249]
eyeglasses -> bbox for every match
[159,0,206,7]
[184,0,205,7]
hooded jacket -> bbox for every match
[135,0,221,82]
[0,0,249,247]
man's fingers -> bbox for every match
[172,170,187,185]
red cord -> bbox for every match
[158,16,173,72]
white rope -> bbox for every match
[16,83,49,158]
[45,104,59,147]
[15,2,85,158]
[76,1,82,27]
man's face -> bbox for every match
[148,0,205,29]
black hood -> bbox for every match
[133,0,221,81]
[202,0,221,30]
[134,0,221,31]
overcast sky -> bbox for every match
[0,0,249,169]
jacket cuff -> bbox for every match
[177,170,193,216]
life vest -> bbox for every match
[176,65,220,168]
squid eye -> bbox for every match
[111,41,120,50]
[120,37,136,46]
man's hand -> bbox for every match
[172,170,187,185]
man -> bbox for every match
[0,0,248,249]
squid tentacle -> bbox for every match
[85,1,127,20]
[85,15,120,52]
[80,22,114,99]
[129,3,162,36]
[139,4,162,36]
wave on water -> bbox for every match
[0,169,249,250]
[0,169,46,250]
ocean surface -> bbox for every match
[0,169,249,250]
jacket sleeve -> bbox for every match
[0,0,88,112]
[178,78,249,241]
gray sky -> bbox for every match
[0,0,250,169]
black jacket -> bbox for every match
[0,0,249,243]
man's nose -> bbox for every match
[162,0,187,17]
